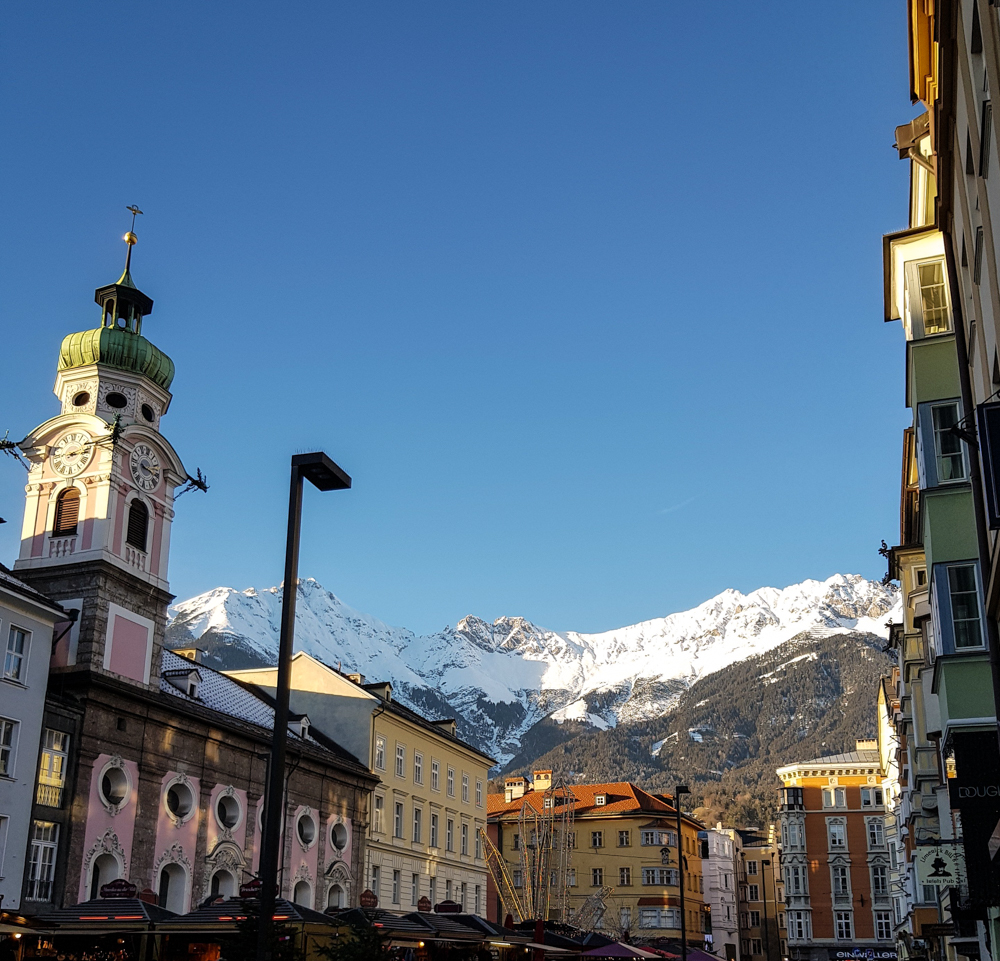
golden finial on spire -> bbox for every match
[123,205,142,273]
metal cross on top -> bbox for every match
[123,205,143,272]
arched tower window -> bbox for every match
[126,500,148,551]
[53,488,81,536]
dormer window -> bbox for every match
[165,668,201,699]
[906,258,952,335]
[595,794,606,806]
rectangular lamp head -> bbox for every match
[292,451,352,491]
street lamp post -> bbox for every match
[675,785,691,961]
[257,452,351,961]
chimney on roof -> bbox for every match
[533,770,552,792]
[346,673,366,685]
[856,738,877,752]
[505,777,527,803]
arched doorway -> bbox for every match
[158,863,187,914]
[90,853,119,900]
[327,883,344,909]
[211,869,236,898]
[292,880,312,907]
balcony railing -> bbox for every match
[35,782,64,807]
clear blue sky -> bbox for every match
[0,2,915,635]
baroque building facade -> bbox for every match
[12,232,377,915]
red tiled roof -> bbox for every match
[487,781,700,826]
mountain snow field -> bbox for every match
[166,573,900,767]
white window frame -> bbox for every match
[875,911,893,940]
[827,819,847,850]
[25,820,59,901]
[867,817,886,848]
[413,807,422,843]
[905,257,953,336]
[831,865,850,896]
[373,795,384,834]
[447,766,455,797]
[0,717,16,778]
[462,773,470,803]
[431,759,440,791]
[374,735,386,771]
[822,787,846,808]
[861,786,884,807]
[392,869,400,904]
[37,729,70,807]
[476,779,483,806]
[3,625,30,683]
[748,883,760,902]
[835,912,853,940]
[430,812,439,847]
[394,802,404,838]
[413,752,423,784]
[461,822,469,855]
[446,817,454,851]
[930,401,967,483]
[871,864,889,896]
[395,744,405,778]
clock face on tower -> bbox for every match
[129,444,161,492]
[51,431,93,477]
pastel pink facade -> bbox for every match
[77,754,140,903]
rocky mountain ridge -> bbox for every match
[165,573,900,768]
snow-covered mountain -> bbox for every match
[165,574,900,767]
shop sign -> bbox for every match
[239,878,262,898]
[100,878,137,899]
[948,731,1000,905]
[827,950,897,961]
[915,843,967,888]
[435,899,462,914]
[417,896,432,912]
[360,888,379,908]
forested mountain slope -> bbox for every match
[502,631,894,825]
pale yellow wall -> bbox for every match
[367,708,492,912]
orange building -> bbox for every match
[776,742,894,961]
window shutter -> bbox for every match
[126,501,149,550]
[53,488,81,535]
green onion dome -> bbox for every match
[58,327,175,390]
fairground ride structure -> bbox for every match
[481,779,611,927]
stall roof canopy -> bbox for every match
[159,896,336,927]
[42,898,177,927]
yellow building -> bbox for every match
[229,652,495,913]
[487,771,709,948]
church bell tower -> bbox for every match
[14,215,186,688]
